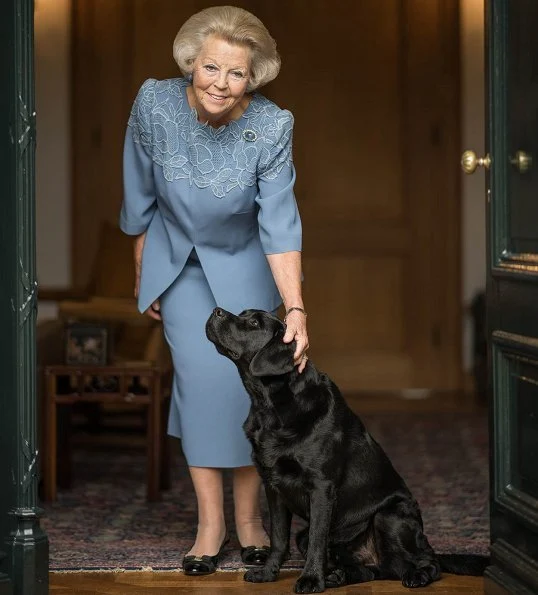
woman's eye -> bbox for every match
[204,64,217,72]
[231,71,244,79]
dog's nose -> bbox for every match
[214,308,224,317]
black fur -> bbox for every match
[206,308,489,593]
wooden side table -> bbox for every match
[43,364,171,502]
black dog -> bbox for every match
[206,308,488,593]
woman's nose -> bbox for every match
[215,73,228,89]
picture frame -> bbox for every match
[64,323,109,366]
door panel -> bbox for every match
[486,0,538,592]
[507,2,538,255]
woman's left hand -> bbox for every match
[283,310,309,373]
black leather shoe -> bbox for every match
[182,537,229,576]
[240,545,271,566]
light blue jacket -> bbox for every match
[119,78,302,314]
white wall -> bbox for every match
[460,0,487,370]
[34,1,487,370]
[35,0,71,320]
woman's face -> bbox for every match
[190,35,251,125]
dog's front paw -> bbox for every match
[294,573,325,593]
[402,568,432,588]
[244,566,278,583]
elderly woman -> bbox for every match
[119,5,308,575]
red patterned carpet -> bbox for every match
[43,412,489,571]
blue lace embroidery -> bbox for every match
[128,78,293,198]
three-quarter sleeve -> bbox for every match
[119,79,158,236]
[255,110,302,254]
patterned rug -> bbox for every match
[43,412,490,571]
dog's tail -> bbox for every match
[437,553,489,576]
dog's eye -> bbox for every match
[249,319,259,328]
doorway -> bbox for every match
[16,0,490,587]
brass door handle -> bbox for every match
[461,150,491,174]
[510,150,532,173]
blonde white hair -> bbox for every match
[173,6,281,92]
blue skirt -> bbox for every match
[160,255,255,468]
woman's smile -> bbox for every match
[207,92,229,102]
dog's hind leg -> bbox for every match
[244,485,291,584]
[372,502,441,588]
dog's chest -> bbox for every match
[248,426,319,505]
[262,451,317,518]
[245,412,331,477]
[248,426,293,470]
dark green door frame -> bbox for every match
[484,0,538,593]
[0,1,49,593]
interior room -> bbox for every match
[34,0,488,591]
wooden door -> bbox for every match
[255,1,461,392]
[478,0,538,592]
[72,0,461,392]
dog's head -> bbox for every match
[206,308,296,377]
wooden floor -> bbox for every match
[49,570,485,594]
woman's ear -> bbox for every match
[249,335,296,377]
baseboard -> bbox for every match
[485,565,537,595]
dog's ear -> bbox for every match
[249,334,296,377]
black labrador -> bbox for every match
[206,308,488,593]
